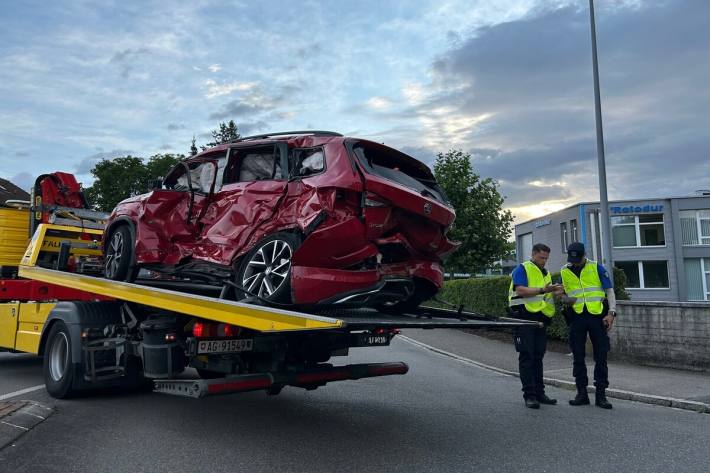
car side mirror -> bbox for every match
[151,178,163,190]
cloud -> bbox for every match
[366,97,392,111]
[167,123,185,131]
[159,144,173,150]
[204,79,257,99]
[9,172,34,192]
[15,151,30,157]
[238,121,270,136]
[207,63,221,73]
[406,1,710,219]
[75,149,132,174]
[109,48,151,79]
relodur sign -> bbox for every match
[610,204,663,214]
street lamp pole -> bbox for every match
[589,0,613,281]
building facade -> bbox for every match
[514,194,710,302]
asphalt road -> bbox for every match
[1,339,709,473]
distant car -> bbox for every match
[104,131,458,309]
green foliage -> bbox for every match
[190,135,198,156]
[202,120,240,150]
[84,153,183,212]
[437,276,512,317]
[612,266,630,300]
[433,149,514,273]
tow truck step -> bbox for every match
[154,362,410,398]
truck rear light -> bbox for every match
[220,324,240,337]
[192,322,205,338]
[364,192,388,207]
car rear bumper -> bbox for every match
[290,260,443,306]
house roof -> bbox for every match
[0,177,31,206]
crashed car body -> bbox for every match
[104,131,458,308]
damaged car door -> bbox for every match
[195,143,290,266]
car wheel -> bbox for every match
[43,322,77,399]
[236,232,300,303]
[104,225,137,282]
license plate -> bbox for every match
[197,339,253,354]
[352,333,390,347]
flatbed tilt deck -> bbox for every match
[2,197,537,399]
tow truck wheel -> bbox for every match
[235,232,300,303]
[105,225,136,282]
[43,322,77,399]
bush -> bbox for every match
[434,265,630,341]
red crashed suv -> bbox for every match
[104,131,458,309]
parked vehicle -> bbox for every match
[104,131,458,309]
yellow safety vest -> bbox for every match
[560,260,606,315]
[508,261,555,317]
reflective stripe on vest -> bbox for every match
[560,260,606,315]
[508,261,555,317]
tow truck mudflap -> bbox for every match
[153,362,409,398]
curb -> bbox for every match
[0,400,54,450]
[398,335,710,414]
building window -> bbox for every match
[616,260,669,289]
[611,214,665,248]
[684,258,710,301]
[560,222,568,251]
[570,219,578,242]
[680,210,710,246]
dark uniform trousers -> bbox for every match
[567,310,610,390]
[512,315,548,399]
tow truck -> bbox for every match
[0,172,535,399]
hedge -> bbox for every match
[434,266,630,341]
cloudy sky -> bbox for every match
[1,0,708,223]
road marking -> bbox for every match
[0,385,45,402]
[398,336,513,377]
[1,421,29,431]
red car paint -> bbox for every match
[105,133,458,306]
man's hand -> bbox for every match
[603,313,615,332]
[544,283,564,295]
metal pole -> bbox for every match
[589,0,614,282]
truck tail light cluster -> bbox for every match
[192,321,241,338]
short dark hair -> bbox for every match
[532,243,550,254]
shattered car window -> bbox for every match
[294,149,324,177]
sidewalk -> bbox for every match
[402,329,710,413]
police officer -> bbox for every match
[560,242,616,409]
[508,243,563,409]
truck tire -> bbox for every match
[43,322,77,399]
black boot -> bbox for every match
[569,389,590,406]
[595,389,613,409]
[524,397,540,409]
[537,393,557,405]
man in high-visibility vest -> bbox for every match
[560,242,616,409]
[509,243,563,409]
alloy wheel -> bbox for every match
[242,239,293,298]
[105,231,124,279]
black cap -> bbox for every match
[567,242,585,264]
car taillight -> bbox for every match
[364,192,388,207]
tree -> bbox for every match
[190,135,198,156]
[202,120,240,150]
[433,149,514,273]
[84,153,183,212]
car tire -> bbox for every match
[235,232,300,304]
[104,225,137,282]
[43,322,77,399]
